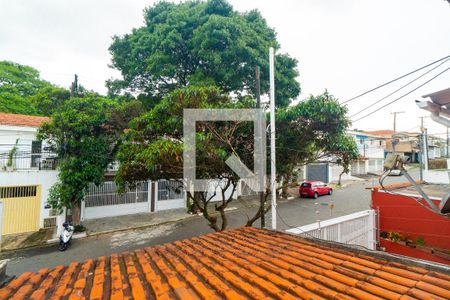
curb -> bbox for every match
[85,214,197,238]
[0,215,197,256]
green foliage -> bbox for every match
[116,86,236,186]
[415,236,425,246]
[108,0,300,108]
[7,139,19,168]
[0,61,69,115]
[38,95,143,217]
[275,91,356,184]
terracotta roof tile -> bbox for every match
[364,130,395,135]
[0,112,50,127]
[1,227,450,299]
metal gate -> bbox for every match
[0,185,41,235]
[156,180,186,211]
[306,163,329,183]
[82,181,149,220]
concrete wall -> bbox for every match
[0,125,37,153]
[329,164,353,182]
[372,188,449,264]
[423,169,450,184]
[0,170,59,228]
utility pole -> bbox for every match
[391,111,405,133]
[255,65,265,229]
[419,116,425,181]
[70,74,78,98]
[447,127,449,157]
[391,111,405,153]
[269,47,277,230]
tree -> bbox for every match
[116,86,256,231]
[246,92,358,226]
[0,61,69,115]
[117,87,356,231]
[333,134,359,185]
[38,95,144,224]
[108,0,300,108]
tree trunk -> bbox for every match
[281,175,291,199]
[71,201,81,225]
[338,171,344,186]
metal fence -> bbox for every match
[157,180,185,201]
[84,181,148,207]
[286,210,376,250]
[0,151,58,171]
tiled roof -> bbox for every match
[1,227,450,299]
[0,112,50,128]
[364,130,395,136]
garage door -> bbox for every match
[0,185,41,235]
[306,163,329,183]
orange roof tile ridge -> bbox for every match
[164,242,245,300]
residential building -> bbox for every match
[2,226,450,299]
[348,130,385,175]
[0,113,62,242]
[364,129,421,163]
[416,87,450,184]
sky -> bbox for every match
[1,0,449,136]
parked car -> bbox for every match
[299,181,333,199]
[388,169,402,176]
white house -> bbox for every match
[0,112,62,241]
[416,87,450,184]
[348,130,386,175]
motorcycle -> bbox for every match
[59,222,74,251]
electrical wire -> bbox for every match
[350,58,450,118]
[342,54,450,104]
[352,67,450,123]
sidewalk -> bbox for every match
[83,208,194,236]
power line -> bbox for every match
[342,54,450,104]
[350,58,450,118]
[352,67,450,123]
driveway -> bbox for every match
[2,171,419,276]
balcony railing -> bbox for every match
[286,209,377,250]
[0,151,59,171]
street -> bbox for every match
[2,169,420,276]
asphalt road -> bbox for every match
[2,169,420,276]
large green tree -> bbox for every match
[116,86,255,231]
[0,61,69,115]
[108,0,300,108]
[246,92,358,226]
[38,94,144,224]
[116,86,357,231]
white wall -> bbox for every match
[0,125,37,153]
[329,164,353,182]
[207,179,238,202]
[424,169,450,184]
[0,170,59,228]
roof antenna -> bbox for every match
[383,154,450,215]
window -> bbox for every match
[31,140,42,168]
[301,183,311,188]
[0,186,37,198]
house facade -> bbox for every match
[416,87,450,184]
[348,130,385,175]
[0,113,62,242]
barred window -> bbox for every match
[0,186,37,199]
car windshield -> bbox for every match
[301,183,311,188]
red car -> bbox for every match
[299,181,333,199]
